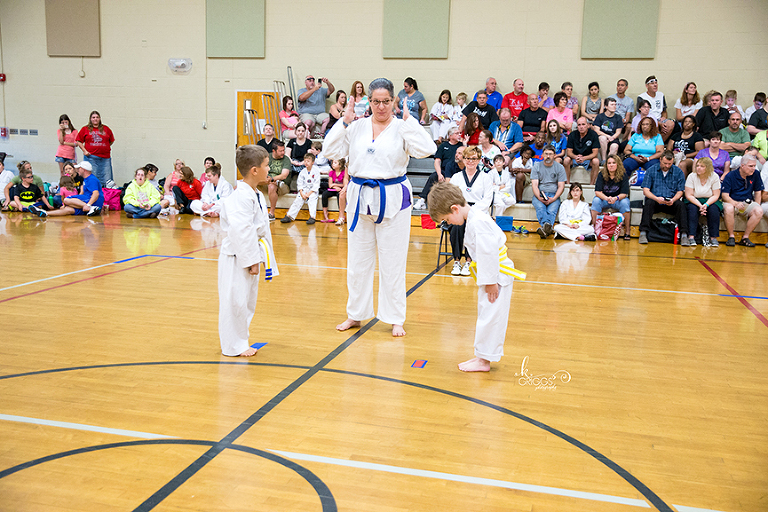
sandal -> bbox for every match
[738,237,755,247]
[335,217,345,226]
[623,233,631,240]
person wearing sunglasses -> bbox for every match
[297,75,336,138]
[638,75,676,142]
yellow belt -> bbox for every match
[469,245,526,282]
[258,238,276,281]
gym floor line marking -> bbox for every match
[696,257,768,328]
[0,412,725,512]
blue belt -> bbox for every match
[349,176,407,232]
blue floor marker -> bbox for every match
[250,342,268,350]
[411,360,427,368]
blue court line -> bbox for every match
[719,294,768,300]
[112,255,150,264]
[145,255,196,260]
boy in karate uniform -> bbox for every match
[218,145,279,357]
[428,181,523,372]
[281,153,320,225]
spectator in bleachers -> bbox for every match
[609,79,634,138]
[719,112,751,162]
[478,130,501,172]
[297,75,335,137]
[287,122,312,185]
[630,98,658,135]
[320,158,347,225]
[461,112,482,145]
[257,123,276,153]
[509,145,534,204]
[733,145,765,172]
[724,90,746,120]
[530,131,548,162]
[744,92,765,126]
[13,167,51,213]
[565,117,600,184]
[674,82,702,122]
[638,75,675,142]
[545,119,568,163]
[4,161,47,212]
[265,140,291,220]
[200,157,215,184]
[123,167,162,219]
[531,145,567,238]
[454,92,467,123]
[683,157,722,247]
[191,163,233,218]
[327,90,347,134]
[667,115,704,175]
[430,89,456,143]
[554,182,595,241]
[279,96,300,139]
[492,153,516,212]
[592,97,624,163]
[546,92,574,134]
[624,117,664,184]
[538,82,554,111]
[517,94,547,142]
[460,90,499,131]
[696,91,730,137]
[501,79,528,120]
[396,77,427,124]
[721,154,764,247]
[694,132,730,179]
[350,81,369,120]
[474,77,502,111]
[489,108,523,164]
[638,151,686,245]
[416,127,462,210]
[747,95,768,137]
[580,82,603,124]
[308,141,331,174]
[753,131,768,161]
[561,82,580,119]
[591,155,632,240]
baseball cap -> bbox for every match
[75,161,93,171]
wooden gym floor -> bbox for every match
[0,210,766,512]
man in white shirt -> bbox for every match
[638,75,675,142]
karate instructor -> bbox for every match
[324,78,436,336]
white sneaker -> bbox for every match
[414,198,426,210]
[451,261,462,275]
[460,262,471,276]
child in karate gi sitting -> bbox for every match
[428,181,522,372]
[281,153,320,225]
[218,145,278,357]
[491,154,516,215]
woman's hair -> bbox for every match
[538,82,550,93]
[282,95,294,111]
[553,91,567,108]
[87,110,103,131]
[561,81,573,91]
[134,167,146,177]
[63,161,76,174]
[17,160,30,172]
[640,117,659,138]
[601,154,626,182]
[588,81,600,92]
[59,175,76,189]
[480,129,493,143]
[679,82,701,107]
[144,163,158,174]
[368,78,395,99]
[695,157,715,179]
[725,89,738,100]
[546,120,563,142]
[294,122,307,135]
[567,182,585,201]
[462,145,482,159]
[637,98,651,110]
[203,157,215,167]
[404,77,418,90]
[336,89,346,102]
[59,114,75,135]
[681,115,697,131]
[702,90,715,106]
[174,158,185,168]
[708,131,722,141]
[208,163,222,177]
[427,181,466,220]
[438,89,453,104]
[464,112,480,135]
[350,80,365,98]
[179,166,195,184]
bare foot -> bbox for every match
[238,347,258,357]
[392,324,406,337]
[336,318,361,331]
[458,357,491,372]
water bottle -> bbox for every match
[673,225,679,245]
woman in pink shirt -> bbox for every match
[279,96,300,139]
[546,92,574,134]
[56,114,78,176]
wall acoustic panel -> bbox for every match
[383,0,449,59]
[206,0,265,58]
[581,0,659,59]
[46,0,101,57]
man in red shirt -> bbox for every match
[501,79,529,121]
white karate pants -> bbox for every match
[218,253,260,356]
[287,192,318,219]
[474,282,513,362]
[190,200,222,216]
[553,224,595,241]
[346,207,411,325]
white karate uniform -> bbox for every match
[324,114,436,325]
[464,209,514,362]
[191,176,233,216]
[429,102,456,140]
[492,168,517,212]
[286,167,321,219]
[553,199,595,240]
[449,169,494,214]
[218,183,278,356]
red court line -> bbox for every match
[696,257,768,328]
[0,246,217,304]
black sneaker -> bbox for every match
[584,234,596,241]
[537,227,547,239]
[725,237,736,247]
[28,205,47,218]
[280,216,293,223]
[544,222,554,236]
[306,218,316,225]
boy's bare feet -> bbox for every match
[336,318,361,331]
[392,324,406,337]
[238,347,258,357]
[458,357,491,372]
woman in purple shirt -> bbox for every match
[694,132,730,180]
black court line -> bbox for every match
[0,360,673,511]
[0,439,336,512]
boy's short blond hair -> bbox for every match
[456,92,467,102]
[311,141,323,151]
[18,168,32,178]
[303,153,316,162]
[427,182,466,221]
[236,145,268,174]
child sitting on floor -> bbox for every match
[281,153,320,225]
[428,181,521,373]
[491,154,516,214]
